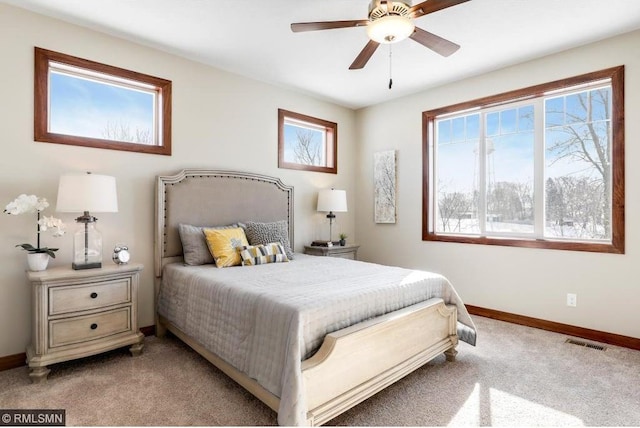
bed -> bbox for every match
[154,169,476,426]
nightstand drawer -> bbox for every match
[49,279,131,315]
[304,244,359,260]
[331,252,356,260]
[49,307,132,348]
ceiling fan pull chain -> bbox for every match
[388,44,393,89]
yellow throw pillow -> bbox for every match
[203,227,249,268]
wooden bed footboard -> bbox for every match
[158,298,457,426]
[302,298,457,425]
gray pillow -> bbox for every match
[243,220,294,260]
[178,223,237,266]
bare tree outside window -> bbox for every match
[423,66,624,254]
[545,176,606,239]
[292,129,323,166]
[545,88,611,239]
[278,109,337,174]
[437,185,474,232]
[102,121,153,145]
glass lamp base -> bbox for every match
[72,216,103,271]
[72,261,102,270]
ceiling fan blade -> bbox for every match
[291,20,369,32]
[349,40,381,70]
[410,0,471,19]
[410,27,460,57]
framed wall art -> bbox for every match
[374,150,397,223]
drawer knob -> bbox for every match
[90,323,98,330]
[90,292,98,299]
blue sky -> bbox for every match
[437,107,535,194]
[282,122,324,165]
[49,70,155,142]
[436,88,611,196]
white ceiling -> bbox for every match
[5,0,640,109]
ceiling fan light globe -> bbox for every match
[367,15,415,44]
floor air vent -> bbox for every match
[565,338,606,351]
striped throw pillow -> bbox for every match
[239,242,289,266]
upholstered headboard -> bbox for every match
[154,169,294,278]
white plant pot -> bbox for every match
[27,253,50,272]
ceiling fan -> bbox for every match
[291,0,470,70]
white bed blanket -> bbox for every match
[158,254,476,425]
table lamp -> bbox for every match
[56,172,118,270]
[315,188,347,246]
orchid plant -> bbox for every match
[4,194,65,258]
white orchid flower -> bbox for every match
[4,194,65,257]
[38,215,66,237]
[4,194,49,215]
[34,197,50,212]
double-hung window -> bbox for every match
[422,67,624,253]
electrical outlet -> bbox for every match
[566,293,577,307]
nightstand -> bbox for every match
[304,244,360,260]
[26,263,144,383]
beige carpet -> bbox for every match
[1,316,639,426]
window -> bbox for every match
[278,109,337,174]
[34,47,172,155]
[422,66,624,253]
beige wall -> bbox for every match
[0,4,357,357]
[355,30,640,339]
[2,3,638,360]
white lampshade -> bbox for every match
[367,15,415,44]
[56,173,118,213]
[317,189,347,213]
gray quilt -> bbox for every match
[157,254,476,425]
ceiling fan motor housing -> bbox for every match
[368,0,412,20]
[367,0,415,44]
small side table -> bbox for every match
[304,244,360,260]
[26,263,144,383]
